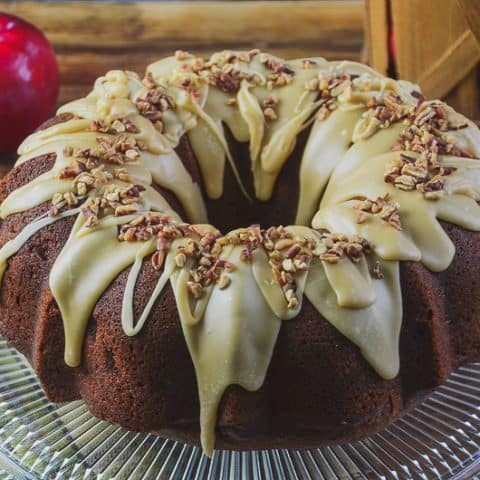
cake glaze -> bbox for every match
[0,50,480,455]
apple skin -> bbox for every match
[0,13,59,152]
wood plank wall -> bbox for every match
[0,1,365,104]
[366,0,480,119]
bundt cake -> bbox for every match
[0,50,480,456]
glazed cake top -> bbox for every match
[1,49,480,454]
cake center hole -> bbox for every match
[194,128,311,233]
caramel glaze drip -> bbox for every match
[1,50,480,456]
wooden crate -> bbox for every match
[366,0,480,119]
[0,1,364,104]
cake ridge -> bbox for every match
[0,49,479,455]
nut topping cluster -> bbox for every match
[118,213,234,299]
[354,194,402,231]
[222,225,371,309]
[66,133,141,167]
[207,64,252,94]
[306,71,357,121]
[330,81,476,199]
[140,49,295,108]
[117,216,372,308]
[209,225,311,309]
[259,54,295,89]
[355,92,414,140]
[386,101,473,198]
[90,117,139,135]
[136,79,176,132]
[262,94,279,122]
[50,134,142,216]
[176,49,262,95]
[313,230,372,265]
[81,183,146,227]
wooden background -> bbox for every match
[0,0,478,171]
[0,1,365,105]
[366,0,480,120]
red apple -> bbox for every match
[0,13,59,152]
